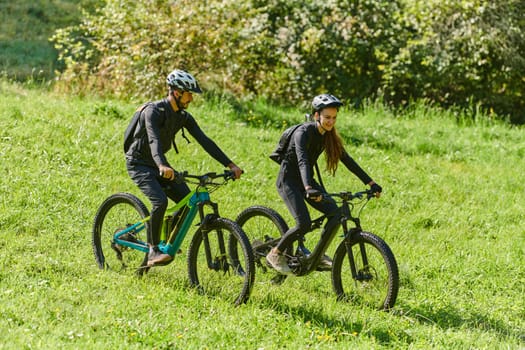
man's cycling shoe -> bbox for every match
[147,245,173,267]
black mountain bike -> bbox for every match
[236,189,399,310]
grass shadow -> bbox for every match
[394,301,525,344]
[256,295,405,345]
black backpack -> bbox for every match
[124,103,149,153]
[269,123,302,164]
[123,101,190,154]
[269,114,315,164]
[269,115,324,188]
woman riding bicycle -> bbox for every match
[266,94,382,274]
[124,69,243,267]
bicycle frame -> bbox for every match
[238,188,398,308]
[255,191,370,276]
[111,173,223,257]
[299,193,367,273]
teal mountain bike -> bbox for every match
[236,189,399,310]
[92,170,255,305]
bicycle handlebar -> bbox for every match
[182,170,236,182]
[160,169,236,180]
[326,189,376,201]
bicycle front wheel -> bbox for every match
[187,217,255,305]
[332,231,399,310]
[92,192,149,273]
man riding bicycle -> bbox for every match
[124,69,242,267]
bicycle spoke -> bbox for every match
[187,218,254,305]
[333,232,398,310]
[92,193,149,273]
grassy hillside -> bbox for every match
[0,0,97,80]
[0,79,523,348]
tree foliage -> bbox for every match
[384,0,525,123]
[51,0,525,123]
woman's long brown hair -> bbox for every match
[324,127,343,175]
[315,110,343,176]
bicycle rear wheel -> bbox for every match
[92,193,149,273]
[187,217,255,305]
[236,206,289,285]
[332,231,399,310]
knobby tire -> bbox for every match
[236,206,289,285]
[92,192,149,272]
[332,231,399,310]
[187,217,255,305]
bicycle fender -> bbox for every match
[200,213,219,230]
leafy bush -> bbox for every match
[52,0,245,99]
[232,0,404,107]
[383,0,525,123]
[51,0,403,105]
[51,0,525,123]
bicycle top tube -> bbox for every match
[164,169,237,213]
[288,189,376,275]
[308,189,374,227]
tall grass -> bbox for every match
[0,79,523,349]
[0,1,91,80]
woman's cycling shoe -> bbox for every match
[266,251,293,275]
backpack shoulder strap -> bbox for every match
[314,162,324,190]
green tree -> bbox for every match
[230,0,404,106]
[383,0,525,123]
[51,0,525,123]
[52,0,245,99]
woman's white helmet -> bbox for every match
[166,69,202,93]
[312,94,343,111]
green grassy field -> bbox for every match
[0,80,524,349]
[0,1,92,80]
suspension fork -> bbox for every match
[342,221,358,278]
[350,217,370,269]
[342,201,365,278]
[199,200,228,272]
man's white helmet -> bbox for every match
[166,69,202,93]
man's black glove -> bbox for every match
[370,183,382,195]
[305,188,322,199]
[173,171,185,184]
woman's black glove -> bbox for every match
[305,188,322,199]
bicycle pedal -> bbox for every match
[271,274,288,285]
[110,242,123,261]
[316,265,332,272]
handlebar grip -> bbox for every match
[225,169,244,180]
